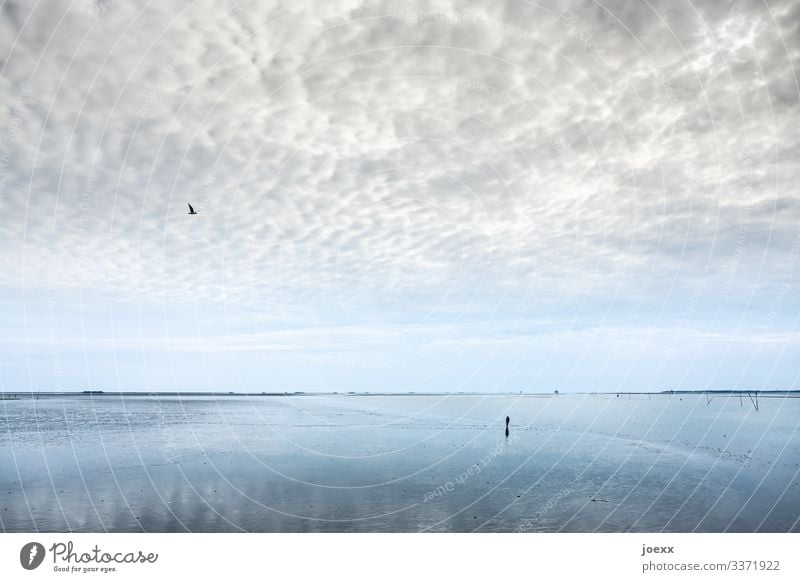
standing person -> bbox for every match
[505,415,510,437]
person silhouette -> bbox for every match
[505,415,510,437]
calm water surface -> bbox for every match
[1,394,798,532]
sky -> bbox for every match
[0,0,798,393]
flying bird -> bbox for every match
[187,203,197,215]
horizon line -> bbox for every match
[2,389,799,396]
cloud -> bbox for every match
[0,0,798,390]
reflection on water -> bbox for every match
[1,394,798,532]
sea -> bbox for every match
[1,393,798,532]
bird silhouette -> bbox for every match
[187,203,197,215]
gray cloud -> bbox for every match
[1,0,798,337]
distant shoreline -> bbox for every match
[2,389,799,398]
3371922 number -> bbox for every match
[729,560,780,571]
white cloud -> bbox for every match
[0,0,798,391]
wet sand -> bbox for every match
[1,394,798,532]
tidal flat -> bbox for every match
[1,393,798,532]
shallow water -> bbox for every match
[1,393,798,532]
